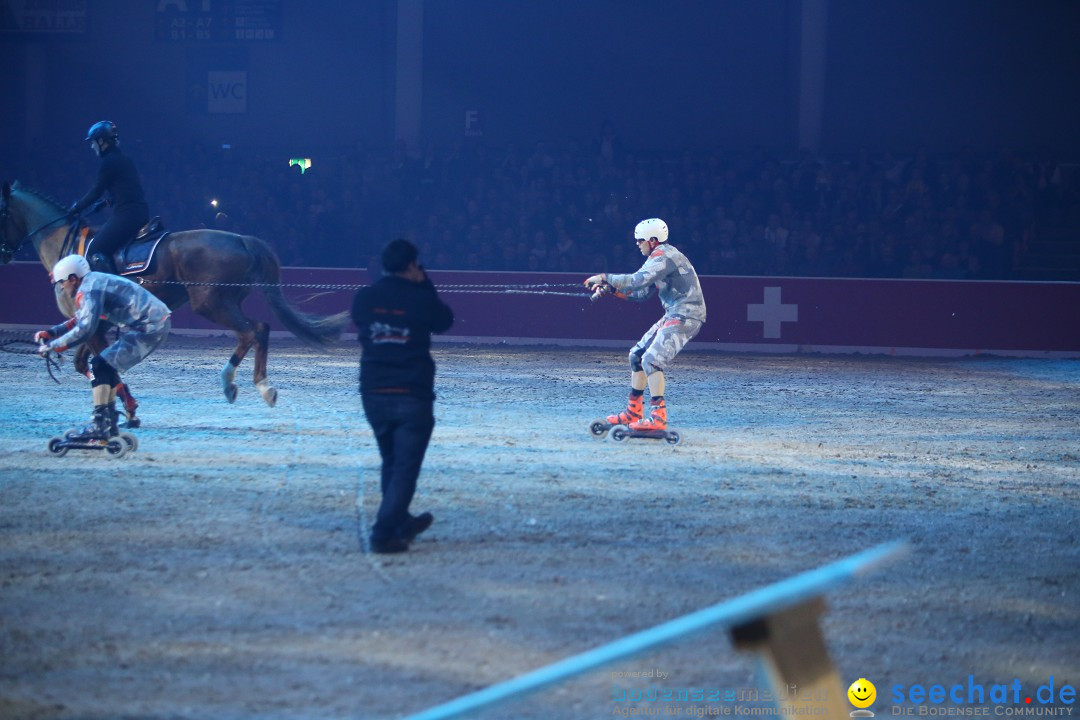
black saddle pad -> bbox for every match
[118,230,169,276]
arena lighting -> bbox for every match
[288,158,312,174]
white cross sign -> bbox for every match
[747,286,798,339]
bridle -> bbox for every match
[0,190,69,262]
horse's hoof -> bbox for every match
[262,387,278,407]
[224,384,238,404]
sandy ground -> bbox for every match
[0,336,1077,720]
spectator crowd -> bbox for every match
[15,128,1080,280]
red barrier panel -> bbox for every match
[2,262,1077,356]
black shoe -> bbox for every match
[370,536,409,554]
[403,512,434,542]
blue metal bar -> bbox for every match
[403,540,908,720]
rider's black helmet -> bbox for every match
[85,121,118,144]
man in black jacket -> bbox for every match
[68,121,150,275]
[352,239,454,554]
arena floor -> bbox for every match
[1,336,1077,719]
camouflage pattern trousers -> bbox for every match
[99,318,172,374]
[631,314,703,373]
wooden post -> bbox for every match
[731,597,850,718]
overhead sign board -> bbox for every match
[155,0,280,42]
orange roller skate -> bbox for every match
[589,393,644,438]
[610,398,682,446]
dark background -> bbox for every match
[3,1,1079,157]
[3,1,1080,280]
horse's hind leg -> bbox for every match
[220,333,257,405]
[191,290,276,406]
[228,320,275,406]
[252,322,277,407]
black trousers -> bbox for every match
[361,393,435,542]
[86,210,148,265]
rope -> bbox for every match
[135,278,593,297]
[0,331,63,383]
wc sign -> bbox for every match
[207,71,247,113]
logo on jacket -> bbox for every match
[369,322,410,344]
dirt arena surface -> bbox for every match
[1,335,1077,720]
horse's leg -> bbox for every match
[252,321,277,407]
[220,332,255,405]
[189,289,276,406]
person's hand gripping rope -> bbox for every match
[584,274,613,302]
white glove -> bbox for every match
[584,274,607,289]
[37,342,52,358]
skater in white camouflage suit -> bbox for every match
[36,254,171,440]
[584,218,706,432]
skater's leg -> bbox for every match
[629,349,647,392]
[628,322,659,393]
[630,317,702,431]
[87,355,124,437]
[92,383,111,406]
[606,333,653,425]
[646,370,665,398]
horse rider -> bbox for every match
[36,254,171,440]
[67,121,149,275]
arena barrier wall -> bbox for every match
[2,262,1077,357]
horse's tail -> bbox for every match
[241,235,350,348]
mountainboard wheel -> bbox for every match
[589,419,609,437]
[608,424,631,443]
[104,438,128,459]
[120,432,138,452]
[664,430,682,446]
[47,437,68,457]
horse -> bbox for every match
[0,180,350,417]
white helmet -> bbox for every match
[51,254,91,283]
[634,218,669,244]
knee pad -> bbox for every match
[629,350,645,373]
[90,355,120,388]
[642,351,663,376]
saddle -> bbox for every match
[116,217,170,276]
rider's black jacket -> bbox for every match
[71,145,148,217]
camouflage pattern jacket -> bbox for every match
[47,272,171,352]
[606,244,707,322]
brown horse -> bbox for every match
[0,180,349,415]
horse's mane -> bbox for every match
[12,181,65,211]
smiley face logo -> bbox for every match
[848,678,877,709]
